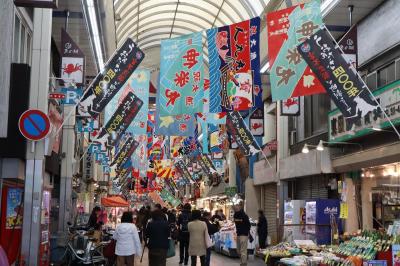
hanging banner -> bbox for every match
[267,1,325,101]
[226,111,261,156]
[112,139,139,173]
[48,103,63,154]
[77,38,144,118]
[338,25,357,68]
[76,118,99,132]
[155,113,196,136]
[175,159,193,183]
[197,153,218,180]
[207,18,260,111]
[6,188,23,229]
[131,135,148,178]
[281,97,300,116]
[94,92,143,151]
[159,32,204,116]
[170,136,185,158]
[105,69,150,135]
[298,28,377,124]
[155,160,174,178]
[250,107,264,136]
[61,28,85,85]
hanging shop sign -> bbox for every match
[250,107,264,136]
[94,92,143,151]
[226,111,261,156]
[328,80,400,142]
[76,118,99,132]
[60,28,85,85]
[267,0,325,101]
[14,0,57,8]
[281,97,300,116]
[83,152,93,180]
[131,135,148,178]
[77,38,144,118]
[18,109,51,141]
[338,25,357,68]
[159,32,205,116]
[298,28,378,127]
[60,87,83,105]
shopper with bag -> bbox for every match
[201,212,218,266]
[188,210,208,266]
[113,212,142,266]
[146,209,171,266]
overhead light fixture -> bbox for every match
[302,144,310,154]
[84,0,104,71]
[371,127,383,131]
[260,61,270,74]
[316,140,324,151]
[321,0,341,17]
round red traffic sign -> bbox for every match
[18,109,51,141]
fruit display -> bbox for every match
[264,242,292,257]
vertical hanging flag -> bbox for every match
[298,28,377,125]
[105,69,150,135]
[131,135,148,179]
[77,38,144,118]
[267,0,325,101]
[250,107,264,136]
[338,26,358,69]
[61,28,85,85]
[93,92,143,151]
[207,17,261,112]
[159,32,204,116]
[226,111,261,156]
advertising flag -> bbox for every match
[61,28,85,85]
[207,17,260,111]
[267,0,325,101]
[159,32,204,116]
[131,135,148,179]
[250,107,264,136]
[105,69,150,135]
[77,38,144,118]
[298,28,378,125]
[226,111,261,156]
[94,92,143,151]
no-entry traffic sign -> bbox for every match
[18,109,51,141]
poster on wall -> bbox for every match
[281,97,300,116]
[6,188,23,229]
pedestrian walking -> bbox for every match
[233,204,251,266]
[257,210,268,249]
[188,210,207,266]
[113,212,142,266]
[201,212,218,266]
[177,203,192,265]
[145,210,170,266]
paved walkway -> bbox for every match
[135,246,266,266]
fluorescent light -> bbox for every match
[371,127,383,131]
[260,61,270,73]
[86,0,104,71]
[316,140,324,151]
[197,133,203,141]
[321,0,341,17]
[302,144,309,154]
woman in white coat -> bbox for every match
[113,212,142,266]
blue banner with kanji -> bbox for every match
[159,32,205,116]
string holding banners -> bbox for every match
[297,27,378,129]
[77,38,144,118]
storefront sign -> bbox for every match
[83,152,93,179]
[226,111,261,156]
[250,108,264,136]
[328,80,400,141]
[339,26,357,68]
[61,29,85,85]
[339,202,348,219]
[298,28,378,126]
[60,87,83,105]
[77,38,144,118]
[6,188,23,229]
[281,97,300,116]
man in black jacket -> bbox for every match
[177,203,192,265]
[233,204,251,266]
[257,210,268,249]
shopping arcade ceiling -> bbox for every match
[113,0,271,70]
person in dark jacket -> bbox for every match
[201,212,218,266]
[257,210,268,249]
[233,204,251,266]
[177,203,192,265]
[87,206,102,230]
[146,210,170,266]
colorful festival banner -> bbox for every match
[226,111,261,156]
[94,92,143,151]
[159,32,204,116]
[250,107,264,136]
[105,69,150,135]
[155,112,196,136]
[298,28,378,125]
[147,112,170,160]
[197,112,227,153]
[267,1,325,101]
[131,135,148,178]
[207,17,261,112]
[112,139,139,173]
[110,136,135,166]
[61,28,85,85]
[175,159,193,183]
[77,38,144,118]
[6,188,23,229]
[155,160,174,178]
[170,136,186,158]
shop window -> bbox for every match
[304,94,330,138]
[366,72,377,91]
[378,62,395,88]
[12,14,32,65]
[396,59,400,82]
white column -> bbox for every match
[228,150,237,187]
[21,8,52,265]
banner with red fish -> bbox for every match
[159,32,205,116]
[250,107,264,136]
[281,97,300,116]
[61,28,85,85]
[207,17,261,112]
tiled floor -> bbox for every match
[135,246,266,266]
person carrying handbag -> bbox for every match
[201,212,218,266]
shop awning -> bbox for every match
[101,196,129,207]
[206,182,228,198]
